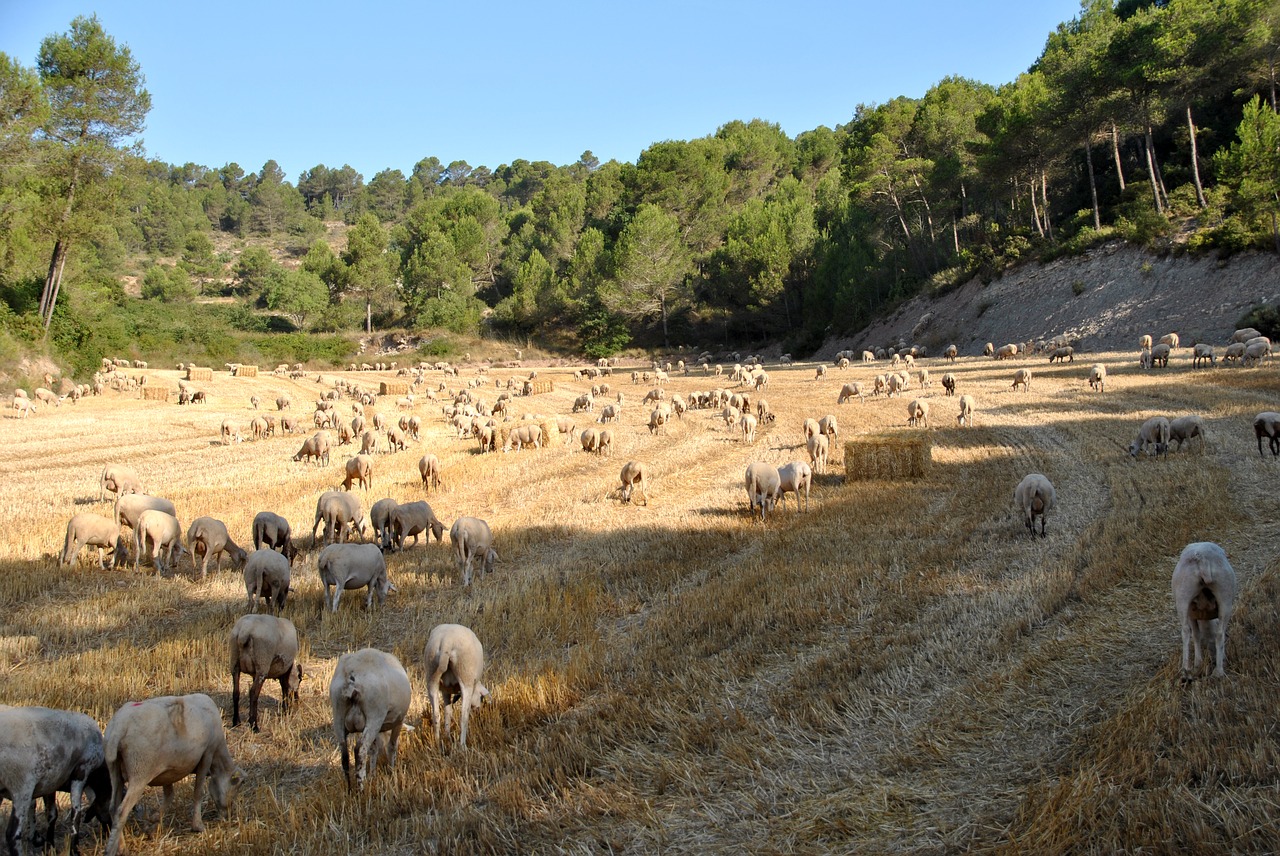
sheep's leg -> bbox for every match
[9,783,35,856]
[458,685,472,748]
[385,721,403,769]
[1210,617,1227,678]
[232,669,242,727]
[189,754,212,832]
[249,673,266,732]
[356,722,382,788]
[429,683,443,742]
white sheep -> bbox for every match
[744,462,781,521]
[618,461,649,504]
[186,516,247,579]
[1139,334,1153,350]
[1171,542,1237,679]
[957,395,975,428]
[818,414,839,443]
[450,517,497,586]
[739,412,758,444]
[342,454,373,492]
[1255,411,1280,456]
[1168,414,1207,453]
[133,509,184,575]
[418,453,443,491]
[1149,343,1171,367]
[229,614,302,732]
[317,543,393,612]
[114,493,176,530]
[386,501,445,551]
[1160,332,1180,349]
[906,398,929,428]
[837,382,863,404]
[312,491,364,545]
[776,461,812,512]
[424,624,491,749]
[99,464,143,502]
[1088,363,1106,392]
[1192,343,1216,368]
[330,648,411,791]
[941,373,956,396]
[1014,473,1055,539]
[807,432,830,474]
[1129,416,1171,459]
[61,513,125,569]
[1011,368,1032,392]
[244,548,292,613]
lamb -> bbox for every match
[1168,414,1207,453]
[424,624,491,749]
[251,511,298,563]
[61,513,126,569]
[418,453,443,492]
[99,464,143,502]
[739,412,758,444]
[293,432,331,466]
[776,461,812,513]
[1129,416,1171,459]
[906,398,929,428]
[1011,368,1032,392]
[1088,363,1106,392]
[386,501,446,551]
[618,461,649,504]
[312,491,365,545]
[1171,542,1237,680]
[957,394,975,427]
[114,493,176,530]
[103,693,240,856]
[317,543,394,612]
[133,509,184,576]
[185,516,247,579]
[744,462,781,521]
[450,517,497,586]
[330,648,411,791]
[243,548,292,613]
[1253,411,1280,457]
[1014,473,1055,539]
[229,614,302,732]
[342,454,373,492]
[1192,343,1216,368]
[0,705,111,856]
[941,373,956,396]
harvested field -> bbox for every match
[2,350,1279,854]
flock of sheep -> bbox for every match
[3,325,1274,855]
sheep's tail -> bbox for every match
[342,670,360,702]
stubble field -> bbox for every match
[2,350,1279,855]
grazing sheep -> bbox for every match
[1160,332,1180,350]
[99,464,143,502]
[1129,416,1171,459]
[1011,368,1032,392]
[597,429,614,457]
[1192,343,1216,368]
[1168,414,1207,453]
[1088,364,1106,392]
[837,382,863,404]
[368,498,399,548]
[1253,411,1280,457]
[385,426,407,453]
[293,432,331,466]
[1014,473,1055,540]
[229,615,301,732]
[1243,340,1271,366]
[0,706,111,856]
[424,624,491,749]
[312,491,365,546]
[801,417,820,442]
[1048,346,1074,363]
[906,398,930,428]
[61,513,126,569]
[114,494,176,530]
[317,543,393,612]
[776,461,812,513]
[941,373,956,396]
[744,462,781,520]
[1149,343,1171,367]
[818,414,839,443]
[995,343,1018,360]
[413,453,441,493]
[330,648,411,791]
[450,517,497,586]
[386,501,446,551]
[984,342,995,357]
[103,693,239,856]
[359,430,381,456]
[275,395,291,411]
[597,403,621,423]
[252,511,298,564]
[1231,327,1262,343]
[501,423,542,452]
[1139,334,1153,349]
[580,427,601,454]
[618,461,649,504]
[243,548,292,613]
[1223,342,1247,364]
[220,420,242,445]
[185,517,247,579]
[957,394,975,427]
[943,344,958,362]
[739,412,758,444]
[807,432,830,474]
[133,509,184,576]
[814,365,827,381]
[342,454,374,492]
[249,395,260,410]
[648,407,669,435]
[1172,542,1237,680]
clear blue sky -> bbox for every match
[1,0,1085,184]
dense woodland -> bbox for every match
[3,0,1280,377]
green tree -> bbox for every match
[263,268,327,328]
[1214,95,1280,249]
[0,54,48,281]
[342,212,395,332]
[232,246,276,296]
[35,15,150,331]
[179,231,221,294]
[604,204,691,346]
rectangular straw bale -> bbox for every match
[186,366,213,381]
[236,364,259,377]
[845,432,931,480]
[527,380,554,395]
[142,386,170,402]
[380,381,410,396]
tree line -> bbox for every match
[2,1,1280,366]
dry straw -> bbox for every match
[235,364,259,377]
[528,380,554,395]
[379,381,409,395]
[185,366,213,381]
[845,431,932,480]
[141,385,170,402]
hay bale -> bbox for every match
[236,364,259,377]
[845,432,931,480]
[527,380,554,395]
[142,386,170,402]
[186,366,213,381]
[380,380,410,396]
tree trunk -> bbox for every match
[1186,105,1207,209]
[1029,176,1044,238]
[1041,171,1052,241]
[366,299,372,334]
[952,218,960,256]
[1147,125,1169,209]
[660,293,669,347]
[1143,132,1164,214]
[40,157,81,332]
[1112,124,1126,192]
[1086,133,1102,230]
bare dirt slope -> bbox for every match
[823,241,1280,358]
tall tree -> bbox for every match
[604,204,691,346]
[342,212,395,333]
[35,15,150,330]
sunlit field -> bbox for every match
[3,349,1279,855]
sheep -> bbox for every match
[219,420,242,445]
[1172,542,1237,680]
[776,461,812,512]
[1253,411,1280,457]
[11,396,36,417]
[572,392,594,413]
[597,429,614,457]
[368,498,399,547]
[61,513,126,569]
[906,398,930,428]
[1139,347,1153,369]
[957,394,975,427]
[1014,473,1055,539]
[1149,342,1171,367]
[386,501,446,551]
[317,543,393,612]
[407,415,422,440]
[1160,332,1180,350]
[1223,341,1247,364]
[1139,334,1153,350]
[243,548,292,613]
[99,464,143,502]
[995,343,1018,360]
[801,417,820,442]
[424,624,491,749]
[502,423,542,452]
[744,462,781,521]
[941,373,956,396]
[185,516,247,580]
[597,403,621,423]
[359,430,381,456]
[739,412,758,444]
[133,509,184,576]
[103,693,240,856]
[917,367,930,388]
[342,454,373,492]
[312,491,365,546]
[275,395,291,411]
[814,365,827,381]
[293,432,331,466]
[618,461,649,504]
[229,614,302,732]
[474,424,498,453]
[1088,363,1106,392]
[330,648,411,791]
[648,407,669,435]
[721,405,741,428]
[580,427,601,454]
[1011,368,1032,392]
[1192,343,1216,368]
[252,511,298,564]
[450,517,497,586]
[816,414,838,443]
[0,705,111,856]
[114,494,176,530]
[1129,416,1171,459]
[1243,340,1271,366]
[807,432,830,474]
[1048,346,1074,363]
[1168,414,1207,453]
[385,426,407,453]
[887,372,907,397]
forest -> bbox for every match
[2,0,1280,377]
